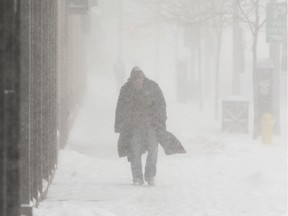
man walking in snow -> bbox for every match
[114,66,167,186]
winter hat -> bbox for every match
[129,66,145,81]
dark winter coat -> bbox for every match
[115,78,166,157]
[115,78,186,158]
[115,78,167,133]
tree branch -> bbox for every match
[236,0,255,34]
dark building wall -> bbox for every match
[1,1,94,216]
[0,1,21,216]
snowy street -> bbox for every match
[34,75,286,216]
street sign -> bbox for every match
[266,2,287,43]
[67,0,89,14]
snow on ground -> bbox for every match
[34,74,287,216]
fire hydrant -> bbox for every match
[261,113,274,144]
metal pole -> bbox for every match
[52,0,58,175]
[31,0,43,203]
[19,0,33,215]
[41,0,50,182]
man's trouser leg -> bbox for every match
[145,129,158,180]
[130,154,143,182]
[130,129,144,182]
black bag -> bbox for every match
[157,130,186,155]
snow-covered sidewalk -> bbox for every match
[34,75,286,216]
[34,136,286,216]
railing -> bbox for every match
[0,1,95,216]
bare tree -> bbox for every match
[206,0,232,119]
[235,0,267,138]
[159,0,217,109]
